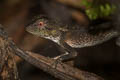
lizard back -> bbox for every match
[64,29,119,48]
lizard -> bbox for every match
[26,15,120,62]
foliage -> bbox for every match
[81,0,116,20]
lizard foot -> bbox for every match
[51,51,78,68]
[51,56,63,68]
[51,52,69,68]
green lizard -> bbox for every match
[26,16,120,62]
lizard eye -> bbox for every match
[37,21,46,30]
[38,22,44,27]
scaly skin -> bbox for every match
[26,16,119,61]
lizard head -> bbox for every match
[26,16,61,41]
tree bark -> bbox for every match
[0,37,20,80]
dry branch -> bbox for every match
[0,24,104,80]
[0,30,20,80]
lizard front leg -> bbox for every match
[53,34,78,62]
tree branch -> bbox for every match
[0,29,20,80]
